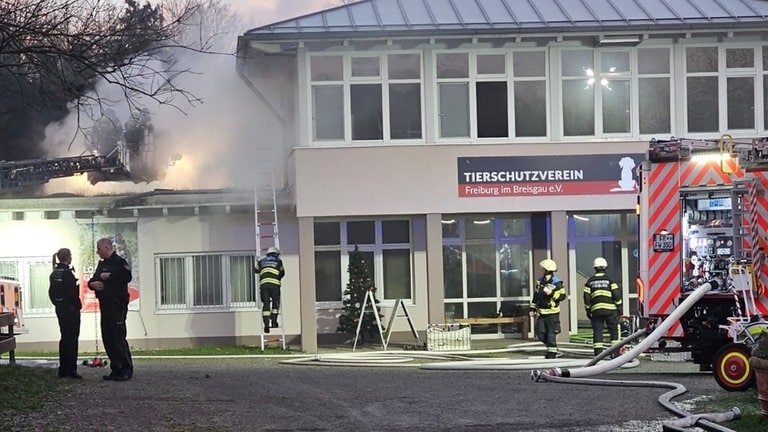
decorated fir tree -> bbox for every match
[337,245,384,343]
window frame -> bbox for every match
[313,218,414,309]
[155,252,257,312]
[307,51,425,146]
[0,257,53,316]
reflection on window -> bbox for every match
[230,255,256,304]
[315,251,342,302]
[313,86,343,140]
[563,79,595,136]
[316,219,413,302]
[439,83,469,137]
[514,81,546,137]
[603,80,630,134]
[383,249,411,300]
[443,245,463,299]
[727,77,754,130]
[466,244,497,298]
[500,243,529,297]
[351,84,383,140]
[389,83,422,139]
[687,76,718,133]
[639,77,670,134]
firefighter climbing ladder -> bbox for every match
[254,147,285,350]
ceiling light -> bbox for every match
[573,215,589,221]
[441,219,456,224]
[596,35,641,47]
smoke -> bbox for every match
[40,0,330,196]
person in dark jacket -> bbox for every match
[584,257,623,357]
[529,259,566,359]
[88,237,133,381]
[49,248,82,379]
[255,247,284,333]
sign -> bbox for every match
[457,154,644,198]
[653,233,675,252]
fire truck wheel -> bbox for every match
[713,343,754,392]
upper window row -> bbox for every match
[307,45,768,143]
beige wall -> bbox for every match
[293,142,647,218]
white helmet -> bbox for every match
[539,259,557,272]
[593,257,608,269]
[267,247,280,255]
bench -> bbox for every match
[448,316,530,340]
[0,312,16,365]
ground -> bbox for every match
[8,353,725,432]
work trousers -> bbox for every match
[591,311,620,351]
[535,313,561,353]
[99,300,133,377]
[260,285,281,326]
[55,304,81,376]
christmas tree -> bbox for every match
[337,245,384,344]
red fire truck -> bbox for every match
[638,135,768,391]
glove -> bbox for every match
[586,311,592,319]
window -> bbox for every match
[309,53,423,143]
[1,258,53,315]
[437,50,548,140]
[512,51,547,137]
[442,216,532,325]
[313,219,413,303]
[638,48,671,135]
[685,45,758,134]
[156,253,256,311]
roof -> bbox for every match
[243,0,768,40]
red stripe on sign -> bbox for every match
[457,181,636,197]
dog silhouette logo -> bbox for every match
[610,156,637,192]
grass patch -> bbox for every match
[0,365,75,432]
[694,388,766,431]
[16,344,296,358]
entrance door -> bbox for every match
[568,213,635,334]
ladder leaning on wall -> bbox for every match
[254,147,285,350]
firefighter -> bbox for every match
[529,259,566,359]
[583,257,623,357]
[49,248,82,379]
[255,247,284,333]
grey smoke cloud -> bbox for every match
[41,0,332,195]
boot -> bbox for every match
[271,317,279,328]
[545,351,557,359]
[263,319,271,334]
[594,348,604,357]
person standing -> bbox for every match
[583,257,623,357]
[88,237,133,381]
[49,248,82,379]
[529,259,566,359]
[255,247,284,333]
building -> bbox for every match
[2,0,767,353]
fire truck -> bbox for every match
[638,135,768,391]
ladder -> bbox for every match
[254,148,285,350]
[731,179,751,260]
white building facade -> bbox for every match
[3,0,768,353]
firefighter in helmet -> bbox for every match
[255,247,284,333]
[529,259,566,359]
[583,257,623,357]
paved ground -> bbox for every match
[7,342,731,432]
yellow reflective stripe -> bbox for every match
[260,278,281,285]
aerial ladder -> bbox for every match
[254,147,284,350]
[1,111,173,192]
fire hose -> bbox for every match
[531,280,741,432]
